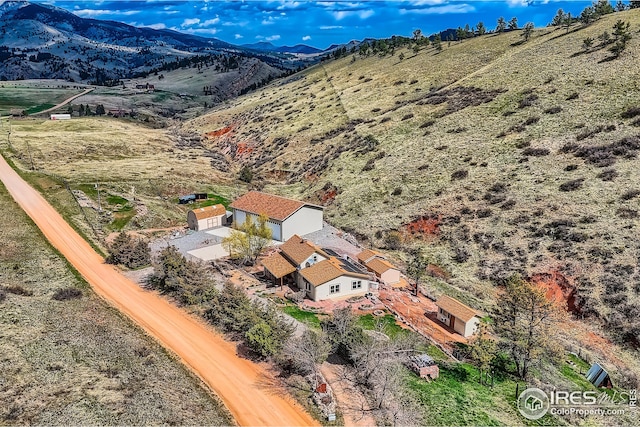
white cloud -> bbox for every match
[182,28,219,36]
[181,18,200,27]
[399,3,476,15]
[332,9,374,21]
[74,9,140,18]
[146,23,167,30]
[266,35,281,41]
[235,34,244,39]
[302,35,311,41]
[202,17,220,27]
[320,25,344,30]
[506,0,532,6]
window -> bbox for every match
[330,284,340,294]
[312,255,318,262]
[351,280,362,290]
[305,281,311,291]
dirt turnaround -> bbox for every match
[0,154,318,427]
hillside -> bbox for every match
[185,10,640,373]
[0,0,307,89]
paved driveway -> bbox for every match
[188,244,229,261]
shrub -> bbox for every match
[52,288,83,301]
[107,231,151,269]
[566,92,579,100]
[451,169,469,180]
[559,178,585,191]
[447,127,468,134]
[598,169,618,181]
[522,147,550,156]
[420,120,435,128]
[621,190,640,201]
[524,116,540,126]
[2,285,33,296]
[401,113,414,121]
[621,107,640,119]
[544,106,562,114]
[617,208,638,219]
[392,187,402,196]
[576,126,604,141]
[0,289,5,303]
[565,164,578,171]
[518,94,538,108]
[239,165,253,183]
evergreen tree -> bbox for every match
[594,0,615,16]
[609,19,632,57]
[522,22,534,41]
[615,0,627,11]
[433,34,442,51]
[508,17,519,30]
[631,0,640,8]
[477,21,486,35]
[583,36,595,50]
[496,16,506,33]
[469,319,497,385]
[580,6,597,25]
[95,104,105,116]
[550,9,566,26]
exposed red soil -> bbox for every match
[205,125,234,138]
[427,263,450,279]
[530,270,578,313]
[403,215,441,238]
[235,141,254,157]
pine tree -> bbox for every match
[522,22,534,41]
[496,17,506,33]
[476,21,486,36]
[508,17,518,30]
[550,9,566,26]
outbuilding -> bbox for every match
[435,295,481,338]
[230,191,323,241]
[187,204,227,231]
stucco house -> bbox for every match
[187,204,227,231]
[299,257,372,301]
[357,249,401,285]
[230,191,323,242]
[261,235,373,301]
[435,295,481,338]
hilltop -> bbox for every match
[184,9,640,373]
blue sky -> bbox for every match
[46,1,600,49]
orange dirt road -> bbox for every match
[0,154,318,427]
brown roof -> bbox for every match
[230,191,322,221]
[261,253,296,279]
[301,257,369,287]
[365,257,397,276]
[357,248,384,264]
[190,204,226,220]
[435,295,479,323]
[280,234,328,265]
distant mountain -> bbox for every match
[242,42,322,55]
[0,1,314,83]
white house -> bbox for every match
[230,191,323,241]
[299,257,372,301]
[187,204,227,231]
[435,295,481,338]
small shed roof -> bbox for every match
[435,295,479,323]
[230,191,322,221]
[365,257,398,276]
[280,234,328,265]
[586,363,612,388]
[261,252,296,279]
[190,204,226,220]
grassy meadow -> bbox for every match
[0,177,232,425]
[0,81,84,115]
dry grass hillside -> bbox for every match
[0,181,231,425]
[184,11,640,376]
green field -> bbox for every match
[0,86,82,115]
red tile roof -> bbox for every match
[230,191,322,221]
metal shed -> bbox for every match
[585,362,612,388]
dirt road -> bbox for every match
[37,87,94,115]
[0,154,318,427]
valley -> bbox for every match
[1,3,640,426]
